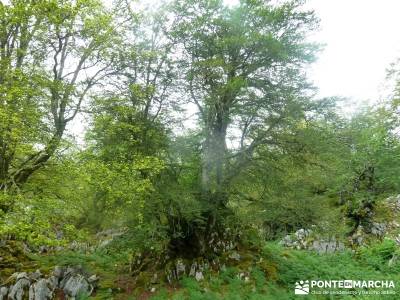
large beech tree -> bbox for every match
[171,0,319,202]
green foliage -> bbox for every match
[262,242,399,292]
[358,239,400,273]
[333,107,400,233]
[0,0,117,190]
[228,115,349,238]
[170,0,320,196]
[2,1,400,299]
[0,157,91,246]
[146,242,400,299]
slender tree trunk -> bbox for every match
[0,122,65,191]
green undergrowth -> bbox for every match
[149,240,400,300]
[0,241,38,280]
[15,239,400,299]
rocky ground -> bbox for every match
[2,195,400,299]
[0,266,98,300]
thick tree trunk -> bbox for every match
[200,109,228,197]
[201,134,212,194]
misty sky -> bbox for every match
[219,0,400,107]
[305,0,400,108]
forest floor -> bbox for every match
[2,240,399,299]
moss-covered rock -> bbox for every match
[0,240,36,280]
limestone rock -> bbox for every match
[52,266,64,279]
[28,278,53,300]
[28,270,42,281]
[62,274,92,299]
[88,274,99,285]
[195,271,204,282]
[0,287,8,300]
[189,262,197,277]
[295,229,311,240]
[370,222,387,237]
[175,259,186,278]
[0,266,96,300]
[8,275,30,300]
[310,240,345,254]
[387,194,400,212]
[280,228,345,253]
[228,251,241,261]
